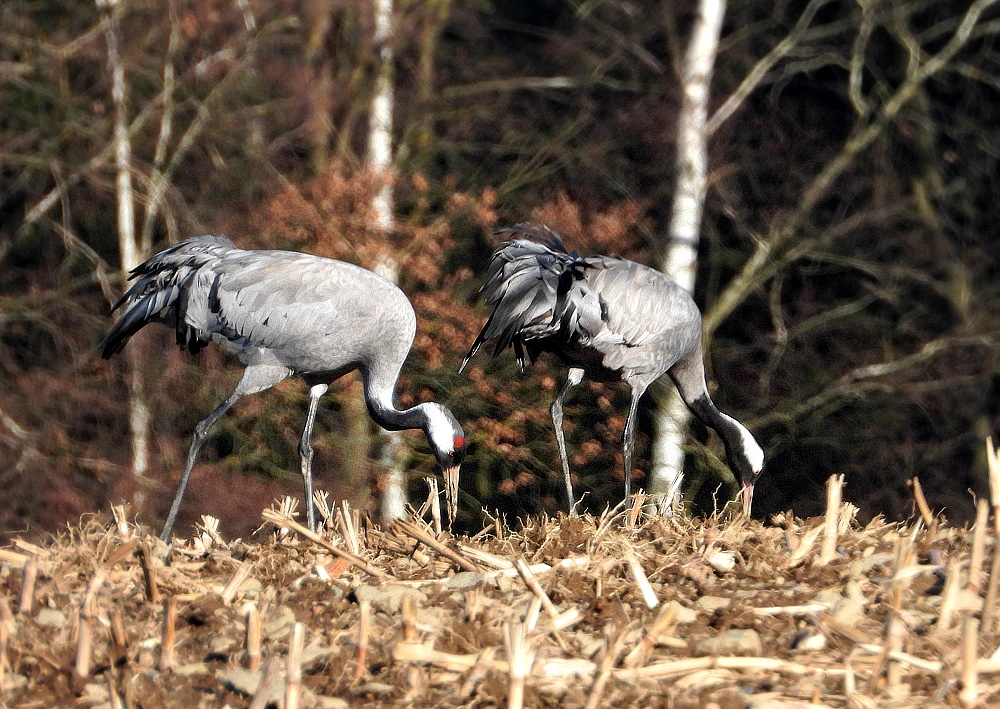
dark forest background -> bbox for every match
[2,0,999,540]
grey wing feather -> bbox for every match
[583,257,703,373]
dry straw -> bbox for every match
[2,446,1000,707]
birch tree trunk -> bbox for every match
[647,0,726,511]
[100,0,151,513]
[368,0,407,521]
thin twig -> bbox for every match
[504,618,536,709]
[245,603,261,671]
[626,554,658,610]
[426,477,442,536]
[160,597,177,672]
[220,562,253,604]
[959,615,979,708]
[75,616,93,679]
[623,602,678,668]
[514,557,557,616]
[355,598,371,681]
[909,477,935,527]
[0,550,27,568]
[0,616,7,691]
[584,623,632,709]
[18,556,37,615]
[980,533,1000,633]
[337,501,361,556]
[986,437,1000,534]
[819,474,843,565]
[933,560,962,636]
[138,541,160,604]
[967,499,988,594]
[284,623,304,709]
[248,656,281,709]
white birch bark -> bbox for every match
[368,0,407,521]
[647,0,726,511]
[100,0,150,510]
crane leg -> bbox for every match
[298,383,329,532]
[160,390,244,542]
[621,385,645,502]
[160,364,290,542]
[550,367,584,514]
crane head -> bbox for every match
[731,431,764,517]
[717,412,764,517]
[422,403,467,521]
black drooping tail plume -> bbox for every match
[460,224,602,373]
[98,235,237,358]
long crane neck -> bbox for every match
[361,366,427,433]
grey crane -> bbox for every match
[100,235,466,541]
[460,224,763,514]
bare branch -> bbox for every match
[757,335,999,428]
[707,0,842,134]
[704,0,1000,338]
[848,0,877,116]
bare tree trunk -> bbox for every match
[368,0,407,521]
[100,0,151,514]
[647,0,726,511]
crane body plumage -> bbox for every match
[461,224,763,513]
[101,235,465,540]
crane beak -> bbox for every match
[740,481,755,517]
[443,465,460,522]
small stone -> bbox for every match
[81,682,109,704]
[809,589,841,606]
[790,629,827,653]
[301,644,334,669]
[174,662,210,676]
[706,551,736,573]
[2,673,29,691]
[350,681,397,697]
[219,668,284,703]
[672,601,699,624]
[239,578,264,598]
[749,699,827,709]
[210,635,237,654]
[444,571,486,589]
[696,596,731,613]
[354,584,428,613]
[34,608,67,628]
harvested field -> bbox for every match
[1,477,999,709]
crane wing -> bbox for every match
[202,251,401,354]
[582,257,703,373]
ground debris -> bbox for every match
[1,496,998,708]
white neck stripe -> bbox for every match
[722,412,764,472]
